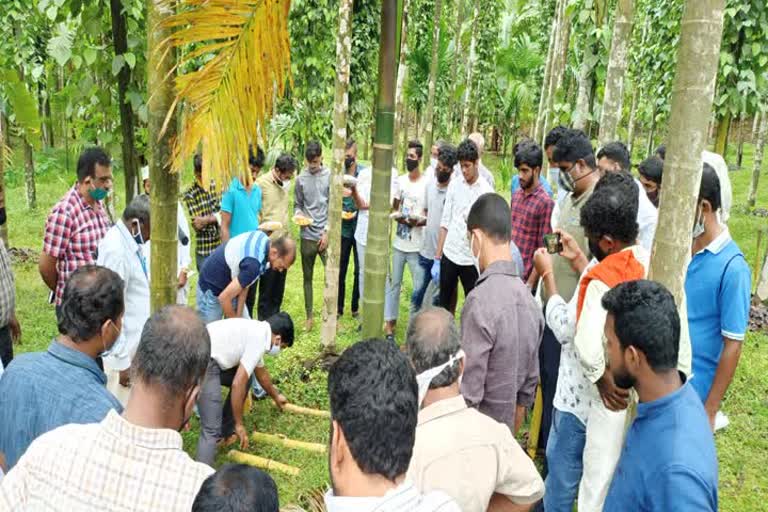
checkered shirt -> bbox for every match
[0,409,214,511]
[183,181,221,256]
[510,184,554,280]
[42,186,112,305]
[0,239,15,327]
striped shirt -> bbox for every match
[325,481,460,512]
[198,230,270,295]
[182,181,221,256]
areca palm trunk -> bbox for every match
[147,0,178,312]
[598,0,634,146]
[461,4,479,135]
[393,0,410,159]
[534,0,558,144]
[321,0,354,350]
[362,0,398,339]
[748,112,767,208]
[422,0,442,152]
[543,0,571,144]
[0,115,6,246]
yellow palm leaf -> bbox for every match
[158,0,292,188]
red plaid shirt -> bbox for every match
[43,186,112,305]
[510,184,554,280]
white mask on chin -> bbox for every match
[415,349,465,406]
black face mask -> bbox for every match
[344,156,355,170]
[436,170,451,184]
[406,157,419,172]
[646,189,659,208]
[588,238,608,262]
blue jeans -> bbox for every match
[196,284,249,325]
[413,255,438,310]
[384,248,425,322]
[543,409,586,512]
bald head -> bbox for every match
[405,308,461,389]
[468,132,485,156]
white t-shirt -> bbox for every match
[440,175,494,266]
[355,167,400,246]
[207,318,272,376]
[393,173,428,253]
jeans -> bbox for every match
[413,255,438,310]
[257,267,287,320]
[338,236,360,315]
[0,325,13,368]
[196,284,249,324]
[356,241,367,300]
[300,238,327,317]
[196,360,239,466]
[439,256,478,312]
[543,409,586,512]
[384,248,425,322]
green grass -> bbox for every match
[4,144,768,510]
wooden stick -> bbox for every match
[228,450,301,476]
[282,403,331,419]
[252,432,327,454]
[754,229,764,294]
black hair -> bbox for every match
[271,235,296,258]
[544,126,568,150]
[345,137,356,150]
[305,141,322,161]
[328,339,417,481]
[58,265,125,342]
[699,162,721,211]
[266,312,294,347]
[77,147,111,182]
[597,141,631,172]
[408,140,424,159]
[638,156,664,185]
[466,193,511,243]
[514,141,543,169]
[274,153,298,173]
[132,305,211,399]
[581,172,639,244]
[602,280,680,372]
[192,464,279,512]
[122,194,151,225]
[406,308,461,389]
[456,139,479,163]
[248,145,265,168]
[194,153,203,173]
[655,145,666,160]
[437,143,458,168]
[552,129,596,169]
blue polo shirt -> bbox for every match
[604,378,718,511]
[199,230,270,296]
[221,177,263,238]
[685,229,750,401]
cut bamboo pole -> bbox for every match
[252,432,327,454]
[282,403,331,419]
[228,450,301,476]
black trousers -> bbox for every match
[538,323,562,476]
[338,236,360,315]
[256,268,287,321]
[0,325,12,368]
[439,256,478,311]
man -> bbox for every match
[325,339,460,512]
[0,239,20,367]
[294,140,330,331]
[596,141,658,251]
[339,138,362,318]
[533,172,646,512]
[467,132,496,189]
[510,140,554,199]
[686,163,750,429]
[461,193,542,430]
[510,141,554,281]
[0,306,214,511]
[384,140,428,341]
[97,194,151,404]
[602,280,718,512]
[415,144,456,310]
[248,144,265,178]
[637,155,664,208]
[0,265,124,469]
[193,464,279,512]
[544,126,569,205]
[196,230,296,324]
[255,153,298,320]
[406,308,544,512]
[196,312,294,465]
[434,139,494,314]
[183,153,222,272]
[39,147,113,316]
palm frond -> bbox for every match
[159,0,292,187]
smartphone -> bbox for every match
[544,233,563,254]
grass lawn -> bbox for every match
[4,143,768,510]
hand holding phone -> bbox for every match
[543,233,563,254]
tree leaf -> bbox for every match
[83,48,97,65]
[112,55,125,76]
[47,22,75,67]
[124,52,136,69]
[0,70,41,146]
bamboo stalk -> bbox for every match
[282,403,331,419]
[252,432,327,454]
[228,450,301,476]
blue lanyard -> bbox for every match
[118,224,149,280]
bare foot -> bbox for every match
[305,318,314,331]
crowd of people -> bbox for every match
[0,124,751,511]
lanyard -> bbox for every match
[118,224,149,280]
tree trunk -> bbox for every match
[627,86,638,154]
[0,114,7,246]
[748,112,767,208]
[362,0,397,339]
[646,108,657,157]
[23,138,36,210]
[402,106,410,160]
[534,0,559,144]
[736,111,745,168]
[714,112,730,157]
[599,0,634,146]
[448,0,465,136]
[111,0,140,204]
[321,0,354,350]
[542,0,571,145]
[393,0,410,163]
[147,0,178,312]
[422,0,442,153]
[573,44,595,131]
[648,0,726,310]
[461,4,480,135]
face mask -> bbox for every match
[692,207,705,239]
[89,184,109,201]
[558,168,574,193]
[344,156,355,170]
[436,170,451,184]
[100,321,122,358]
[268,344,281,357]
[131,219,145,245]
[588,237,607,262]
[470,232,483,275]
[430,157,438,169]
[406,157,419,172]
[646,189,659,208]
[415,349,465,406]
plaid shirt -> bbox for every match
[0,409,214,511]
[0,239,15,327]
[510,184,554,280]
[43,186,112,305]
[182,181,221,256]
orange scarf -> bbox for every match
[576,249,645,322]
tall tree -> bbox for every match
[461,3,479,134]
[748,111,766,208]
[648,0,726,307]
[321,0,354,350]
[541,0,571,144]
[534,0,559,143]
[0,116,6,246]
[393,0,410,161]
[362,0,398,338]
[599,0,635,146]
[422,0,442,152]
[23,139,36,210]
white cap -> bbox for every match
[141,165,149,182]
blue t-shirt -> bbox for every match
[199,230,270,296]
[510,174,553,197]
[221,178,263,238]
[604,379,718,512]
[685,232,750,401]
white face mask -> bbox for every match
[268,344,281,357]
[692,206,705,239]
[415,349,465,406]
[430,157,438,169]
[470,232,483,275]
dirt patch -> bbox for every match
[8,247,37,265]
[749,300,768,333]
